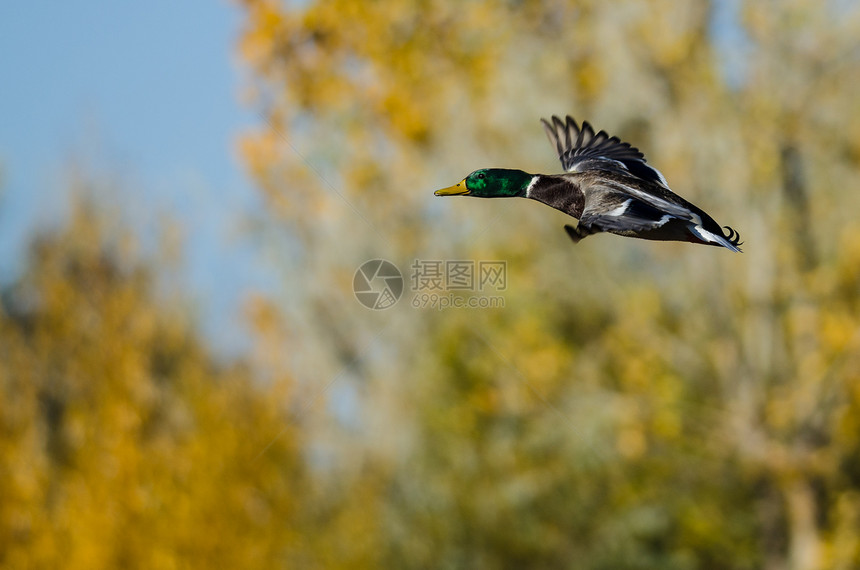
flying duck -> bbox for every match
[434,115,743,252]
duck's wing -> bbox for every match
[541,115,669,187]
[580,176,695,224]
[574,175,743,252]
[581,195,677,232]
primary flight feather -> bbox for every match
[435,116,743,252]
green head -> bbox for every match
[434,168,533,198]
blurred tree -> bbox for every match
[0,199,386,568]
[6,0,858,568]
[236,0,860,567]
[235,0,860,568]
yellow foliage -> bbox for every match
[5,0,860,567]
[0,203,385,568]
[230,0,860,562]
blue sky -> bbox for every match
[0,1,273,355]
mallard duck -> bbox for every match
[435,115,743,252]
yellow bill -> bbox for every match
[434,179,470,196]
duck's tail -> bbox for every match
[689,224,743,252]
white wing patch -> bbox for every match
[603,199,632,218]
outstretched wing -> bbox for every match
[573,177,743,252]
[541,115,669,187]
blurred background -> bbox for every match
[2,1,860,568]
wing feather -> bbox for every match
[581,176,698,222]
[541,115,669,186]
[580,195,675,233]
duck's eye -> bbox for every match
[477,173,485,179]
